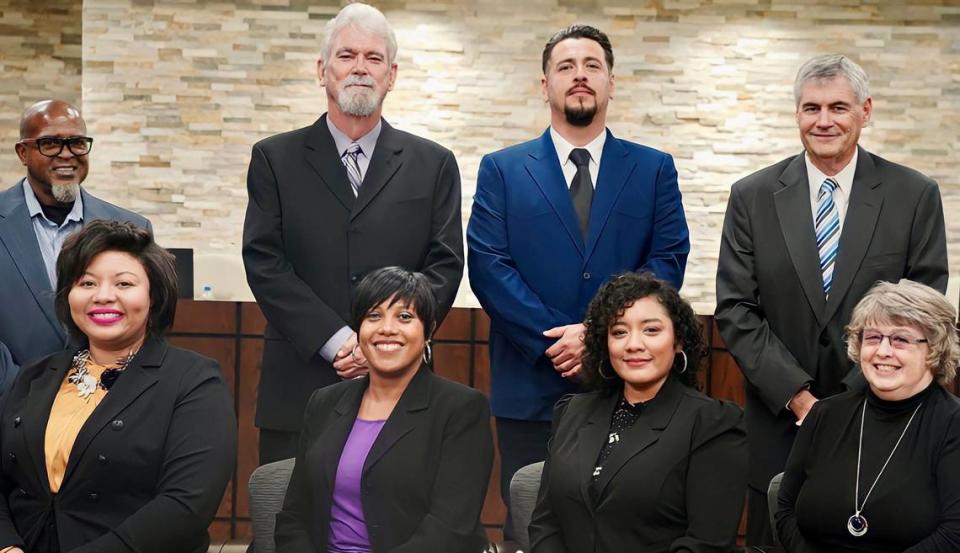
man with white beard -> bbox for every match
[0,99,151,373]
[243,3,464,464]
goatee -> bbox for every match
[52,183,79,203]
[564,104,596,127]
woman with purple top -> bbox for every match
[275,266,494,553]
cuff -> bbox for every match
[317,325,354,363]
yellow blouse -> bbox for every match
[43,360,110,493]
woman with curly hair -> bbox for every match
[529,272,747,553]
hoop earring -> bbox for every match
[351,344,364,364]
[677,350,688,374]
[422,340,433,365]
[598,360,615,380]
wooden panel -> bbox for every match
[236,338,263,519]
[240,302,267,335]
[711,319,727,349]
[709,350,746,406]
[208,519,232,544]
[171,299,236,334]
[475,310,490,342]
[234,520,253,542]
[433,343,471,386]
[473,346,491,396]
[435,307,472,341]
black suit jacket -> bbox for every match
[274,367,493,553]
[714,147,948,490]
[0,337,237,553]
[242,115,464,432]
[530,377,747,553]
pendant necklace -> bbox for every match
[848,398,922,537]
[67,349,138,400]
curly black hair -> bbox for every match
[581,272,705,395]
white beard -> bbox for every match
[52,183,79,203]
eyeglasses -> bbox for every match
[19,136,93,157]
[861,331,928,350]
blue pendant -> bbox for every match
[847,514,868,537]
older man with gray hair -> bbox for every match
[715,54,948,546]
[242,2,464,464]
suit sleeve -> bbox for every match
[529,397,572,553]
[0,342,17,413]
[774,401,824,553]
[421,149,465,325]
[903,409,960,552]
[0,363,25,550]
[715,183,813,414]
[467,154,571,363]
[387,391,493,553]
[242,142,350,361]
[904,178,948,293]
[670,402,747,553]
[274,391,324,552]
[638,154,689,289]
[67,358,238,553]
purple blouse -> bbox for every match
[329,418,386,553]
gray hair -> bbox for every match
[794,54,870,106]
[846,279,959,386]
[320,3,398,65]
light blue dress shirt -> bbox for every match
[22,179,84,288]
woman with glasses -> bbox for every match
[776,279,960,552]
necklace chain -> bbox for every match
[853,398,922,516]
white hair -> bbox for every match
[794,54,870,106]
[320,3,398,65]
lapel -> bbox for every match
[0,179,64,338]
[325,378,366,490]
[823,148,883,322]
[773,155,827,326]
[574,392,618,512]
[584,132,635,260]
[60,337,163,486]
[524,130,585,256]
[592,377,684,504]
[363,367,432,476]
[20,350,74,495]
[351,120,404,221]
[80,188,117,222]
[303,115,357,213]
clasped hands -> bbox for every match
[544,323,586,380]
[332,332,369,379]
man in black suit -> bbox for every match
[242,2,463,464]
[715,54,948,546]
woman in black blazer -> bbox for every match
[0,220,237,553]
[274,267,494,553]
[530,272,747,553]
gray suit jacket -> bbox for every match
[714,146,948,490]
[0,179,152,371]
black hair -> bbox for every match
[351,267,438,339]
[542,25,614,74]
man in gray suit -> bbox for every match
[715,54,948,546]
[0,99,151,374]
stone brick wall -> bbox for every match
[2,0,958,309]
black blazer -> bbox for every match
[242,115,464,432]
[275,367,493,553]
[0,337,237,553]
[715,147,948,491]
[530,377,747,553]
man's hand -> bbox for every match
[543,323,586,380]
[332,332,368,379]
[788,388,818,426]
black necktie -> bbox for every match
[569,148,593,239]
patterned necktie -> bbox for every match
[341,142,363,196]
[816,177,840,296]
[568,148,594,239]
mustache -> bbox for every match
[567,84,595,95]
[343,75,377,87]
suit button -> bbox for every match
[16,488,27,497]
[97,454,108,464]
[13,416,21,427]
[350,275,360,283]
[111,419,124,430]
[7,453,15,462]
[583,272,591,280]
[87,492,99,502]
[819,335,830,346]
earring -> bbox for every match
[598,360,615,380]
[677,350,688,374]
[422,340,433,365]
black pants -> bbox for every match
[746,484,777,547]
[495,417,553,541]
[259,428,300,465]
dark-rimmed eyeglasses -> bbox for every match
[861,331,928,350]
[19,136,94,157]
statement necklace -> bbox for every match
[67,349,137,400]
[848,398,922,537]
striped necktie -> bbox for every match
[341,142,363,196]
[815,177,840,296]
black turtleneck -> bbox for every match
[776,383,960,553]
[39,201,74,226]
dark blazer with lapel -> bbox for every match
[467,129,690,421]
[529,377,747,553]
[274,367,493,553]
[0,337,237,553]
[714,147,948,490]
[0,180,152,369]
[242,115,464,432]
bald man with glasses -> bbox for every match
[0,99,151,374]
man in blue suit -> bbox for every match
[467,25,689,541]
[0,100,151,377]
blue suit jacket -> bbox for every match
[467,129,689,421]
[0,180,152,373]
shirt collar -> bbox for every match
[22,178,84,224]
[326,115,383,159]
[804,147,858,195]
[550,126,607,167]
